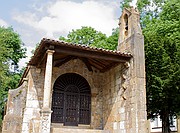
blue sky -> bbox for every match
[0,0,136,68]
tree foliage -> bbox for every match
[0,26,26,125]
[60,26,107,45]
[136,0,180,132]
[120,0,132,9]
[59,26,119,50]
[0,27,26,66]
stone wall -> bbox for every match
[102,63,132,133]
[21,67,44,133]
[102,58,147,133]
[2,80,27,133]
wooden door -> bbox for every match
[51,73,91,126]
[64,92,79,126]
[51,91,64,123]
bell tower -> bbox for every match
[117,7,147,133]
[117,7,142,52]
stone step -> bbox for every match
[51,128,103,133]
[51,123,91,129]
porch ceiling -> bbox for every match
[28,38,132,72]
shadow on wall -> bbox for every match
[102,63,131,132]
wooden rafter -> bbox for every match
[37,52,47,68]
[87,60,103,70]
[101,62,119,72]
[80,58,93,72]
[89,58,107,68]
[54,56,76,67]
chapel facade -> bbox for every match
[2,7,147,133]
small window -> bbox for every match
[124,14,128,31]
[124,14,128,36]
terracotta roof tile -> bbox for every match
[28,38,132,66]
[38,38,132,57]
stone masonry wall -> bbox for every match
[2,80,28,133]
[102,63,132,133]
[21,67,43,133]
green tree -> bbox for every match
[139,0,180,132]
[137,0,165,27]
[60,26,107,46]
[120,0,132,9]
[59,26,118,50]
[0,27,26,66]
[0,26,26,125]
[91,28,119,50]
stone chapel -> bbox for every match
[2,7,147,133]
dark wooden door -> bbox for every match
[51,73,91,126]
[51,91,64,123]
[64,92,79,126]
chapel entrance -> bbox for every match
[51,73,91,126]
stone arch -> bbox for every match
[51,59,96,92]
[51,73,91,126]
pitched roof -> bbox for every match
[29,38,132,66]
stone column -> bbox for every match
[41,50,55,133]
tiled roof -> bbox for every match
[33,38,132,58]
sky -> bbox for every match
[0,0,137,69]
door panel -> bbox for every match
[64,93,79,126]
[51,92,64,123]
[79,94,91,124]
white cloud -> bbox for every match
[0,19,8,27]
[13,12,39,29]
[13,1,119,37]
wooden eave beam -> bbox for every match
[37,52,47,68]
[54,55,75,67]
[80,58,93,72]
[54,46,131,63]
[88,61,104,70]
[101,62,119,72]
[18,66,30,86]
[89,58,107,68]
[29,45,53,66]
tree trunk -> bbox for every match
[162,110,170,133]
